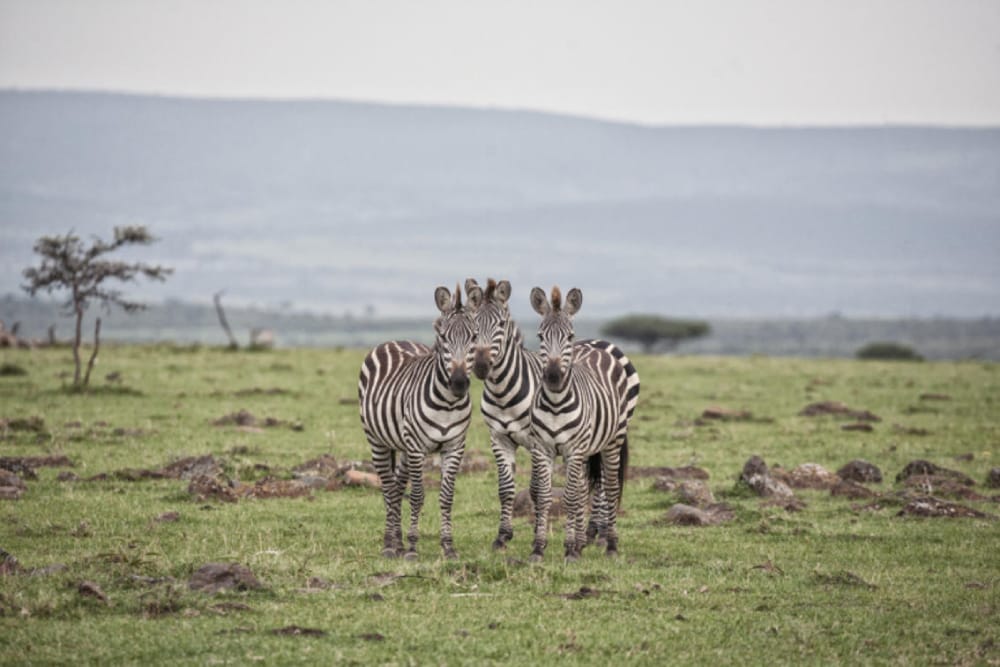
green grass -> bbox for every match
[1,345,998,665]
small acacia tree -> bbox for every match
[601,314,710,353]
[22,226,173,387]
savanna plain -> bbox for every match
[0,345,997,665]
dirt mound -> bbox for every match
[88,455,224,483]
[212,410,303,431]
[897,496,995,519]
[771,463,839,490]
[831,479,878,499]
[628,465,709,480]
[187,473,313,502]
[0,455,74,478]
[0,470,27,500]
[799,401,881,421]
[188,563,262,593]
[659,503,734,526]
[739,456,795,500]
[896,460,975,486]
[700,406,754,421]
[837,460,883,483]
[901,475,986,501]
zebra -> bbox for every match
[357,285,476,560]
[527,285,640,562]
[465,278,627,551]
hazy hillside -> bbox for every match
[1,91,998,319]
[3,295,998,360]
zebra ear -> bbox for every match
[495,280,511,305]
[565,288,583,316]
[434,286,452,313]
[466,282,483,310]
[530,287,549,315]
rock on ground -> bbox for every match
[837,460,883,483]
[739,456,796,500]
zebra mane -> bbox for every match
[550,286,562,312]
[453,282,463,311]
[485,278,497,301]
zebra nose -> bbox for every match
[472,347,491,380]
[450,368,470,397]
[544,361,562,388]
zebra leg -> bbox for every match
[601,443,624,558]
[585,455,608,548]
[371,441,403,558]
[490,435,517,550]
[438,446,464,560]
[529,449,554,563]
[404,450,426,561]
[563,455,587,562]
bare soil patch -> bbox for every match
[188,563,262,593]
[771,463,839,490]
[799,401,881,421]
[212,409,303,431]
[629,465,709,480]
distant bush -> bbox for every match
[856,342,924,361]
[601,314,710,353]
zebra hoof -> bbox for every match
[529,552,544,564]
[381,548,400,559]
[491,539,508,551]
[605,549,619,559]
[443,549,459,561]
[403,550,419,561]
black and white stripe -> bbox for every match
[358,285,476,559]
[467,278,635,552]
[527,285,640,562]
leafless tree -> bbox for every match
[21,226,173,387]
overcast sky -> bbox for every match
[2,0,998,126]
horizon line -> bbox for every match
[4,86,1000,132]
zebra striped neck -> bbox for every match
[431,354,468,405]
[484,318,527,386]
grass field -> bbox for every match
[1,344,998,665]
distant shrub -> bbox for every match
[856,342,923,361]
[0,362,28,376]
[601,314,710,353]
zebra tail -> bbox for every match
[587,453,602,494]
[616,436,629,508]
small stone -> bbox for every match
[342,469,381,489]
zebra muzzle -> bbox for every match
[543,362,562,389]
[449,368,470,397]
[472,347,491,380]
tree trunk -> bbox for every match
[83,317,101,387]
[213,291,239,350]
[72,306,83,385]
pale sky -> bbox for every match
[2,0,999,126]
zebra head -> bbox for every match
[433,284,477,398]
[530,285,582,392]
[465,277,513,380]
